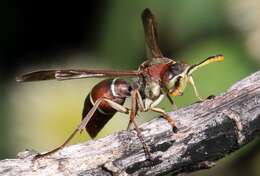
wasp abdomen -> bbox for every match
[82,78,130,138]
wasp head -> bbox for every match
[162,62,189,96]
[162,55,224,97]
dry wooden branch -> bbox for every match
[1,71,260,176]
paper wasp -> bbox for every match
[16,8,224,160]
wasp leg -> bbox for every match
[32,128,79,162]
[207,95,215,99]
[127,120,132,130]
[161,87,177,110]
[189,76,205,101]
[150,107,178,132]
[79,98,129,132]
[33,98,129,161]
[134,90,178,132]
[130,89,153,160]
[166,93,177,110]
[127,90,146,130]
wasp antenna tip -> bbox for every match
[216,54,224,61]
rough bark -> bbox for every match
[1,71,260,176]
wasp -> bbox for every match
[16,8,224,160]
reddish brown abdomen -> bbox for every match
[82,79,129,138]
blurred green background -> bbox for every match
[1,0,260,175]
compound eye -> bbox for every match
[168,76,183,96]
[162,70,174,84]
[174,76,181,89]
[168,75,183,91]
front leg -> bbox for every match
[132,90,178,132]
[161,87,177,110]
[150,107,178,132]
[166,93,177,110]
[189,76,205,101]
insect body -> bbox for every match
[16,8,224,160]
[83,78,130,138]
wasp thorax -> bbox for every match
[162,63,189,96]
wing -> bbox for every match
[16,69,141,82]
[142,8,163,58]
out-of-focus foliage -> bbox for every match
[1,0,259,175]
[227,0,260,63]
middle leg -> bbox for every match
[130,89,153,160]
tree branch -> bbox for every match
[1,71,260,176]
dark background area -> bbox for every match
[0,1,259,175]
[4,1,104,80]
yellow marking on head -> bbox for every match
[170,80,183,97]
[168,75,188,97]
[171,89,181,96]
